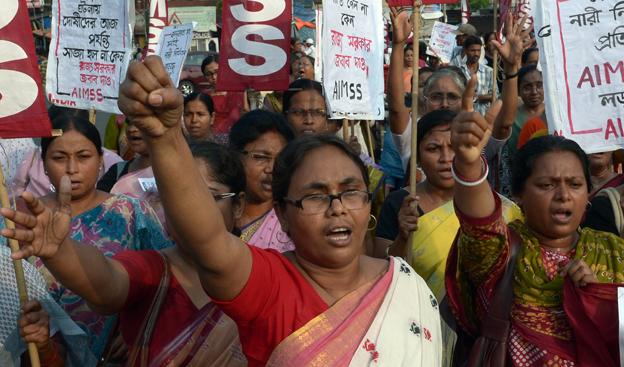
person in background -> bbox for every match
[31,116,172,362]
[229,110,296,252]
[98,119,151,192]
[451,35,495,116]
[521,47,539,66]
[201,54,248,144]
[449,23,478,64]
[587,150,624,198]
[282,79,329,136]
[262,54,315,114]
[402,43,415,94]
[183,92,215,142]
[304,38,315,56]
[4,142,248,367]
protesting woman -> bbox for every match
[31,116,172,361]
[447,109,624,365]
[183,92,215,142]
[282,79,329,136]
[84,56,441,366]
[3,142,247,366]
[230,110,296,252]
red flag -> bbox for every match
[386,0,459,6]
[147,0,169,55]
[0,0,51,138]
[498,0,513,38]
[218,0,292,91]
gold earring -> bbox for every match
[368,214,378,231]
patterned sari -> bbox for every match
[266,258,442,366]
[240,209,294,253]
[35,195,172,359]
[446,194,624,366]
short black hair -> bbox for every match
[273,134,368,206]
[283,79,326,115]
[521,47,539,65]
[417,109,456,155]
[184,92,215,113]
[189,141,246,195]
[511,135,592,196]
[229,110,295,152]
[463,35,483,49]
[47,106,89,121]
[518,64,541,89]
[200,53,219,73]
[41,116,103,159]
[482,32,496,42]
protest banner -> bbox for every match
[47,0,132,114]
[515,0,534,30]
[147,0,169,55]
[322,0,384,120]
[0,0,51,138]
[218,0,291,91]
[386,0,458,5]
[428,21,458,63]
[534,0,624,153]
[154,23,194,86]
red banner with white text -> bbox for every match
[218,0,291,91]
[0,0,51,138]
[147,0,169,55]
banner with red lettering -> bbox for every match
[147,0,168,55]
[385,0,458,6]
[47,0,132,114]
[534,0,624,153]
[218,0,291,91]
[0,0,51,138]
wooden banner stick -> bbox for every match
[364,121,375,163]
[88,108,96,124]
[409,0,422,194]
[492,0,499,104]
[350,120,356,139]
[0,164,40,367]
[342,119,349,141]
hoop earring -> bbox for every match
[368,214,378,231]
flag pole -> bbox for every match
[0,164,40,367]
[409,0,422,194]
[492,0,499,104]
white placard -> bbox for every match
[322,0,384,120]
[428,21,458,64]
[153,23,194,86]
[533,0,624,153]
[46,0,132,114]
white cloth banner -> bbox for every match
[322,0,384,120]
[153,23,194,86]
[533,0,624,153]
[47,0,132,114]
[428,22,458,64]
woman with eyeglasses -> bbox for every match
[38,57,440,366]
[4,141,248,366]
[282,78,329,136]
[230,110,296,252]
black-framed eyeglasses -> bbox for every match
[284,190,371,215]
[213,192,236,201]
[286,108,327,118]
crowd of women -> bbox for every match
[0,7,623,367]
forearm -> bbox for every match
[453,158,496,219]
[388,44,409,134]
[145,128,244,272]
[44,238,127,314]
[492,62,519,139]
[386,234,408,258]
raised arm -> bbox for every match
[1,177,129,315]
[117,56,251,300]
[388,7,412,135]
[452,81,496,219]
[490,14,533,139]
